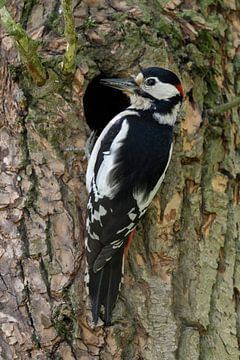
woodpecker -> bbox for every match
[85,67,184,325]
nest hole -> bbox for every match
[83,74,130,136]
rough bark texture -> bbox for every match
[0,1,240,359]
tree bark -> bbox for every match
[0,1,240,359]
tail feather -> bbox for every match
[88,247,124,325]
[103,247,124,325]
[89,268,104,324]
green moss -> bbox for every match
[44,3,62,33]
[127,0,153,23]
[31,333,41,348]
[20,127,30,168]
[52,304,74,339]
[198,31,214,59]
[180,10,206,26]
[206,14,227,37]
[8,63,19,80]
[185,44,207,70]
[39,257,51,297]
[45,217,53,261]
[18,219,30,258]
[114,323,136,360]
[196,28,223,79]
[111,12,128,24]
[25,168,39,209]
[20,0,36,29]
[233,54,240,73]
[156,16,182,48]
[141,25,164,48]
[192,76,205,110]
[155,0,169,6]
[199,0,222,14]
[81,15,97,30]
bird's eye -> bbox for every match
[145,78,156,86]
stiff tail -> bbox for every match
[88,246,124,325]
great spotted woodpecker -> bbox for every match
[85,67,184,325]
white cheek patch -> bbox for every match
[144,81,179,100]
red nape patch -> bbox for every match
[176,84,184,97]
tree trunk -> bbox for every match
[0,1,239,359]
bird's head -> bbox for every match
[100,67,184,111]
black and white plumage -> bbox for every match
[85,67,184,325]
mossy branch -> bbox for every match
[62,0,77,75]
[0,0,47,86]
[208,97,240,115]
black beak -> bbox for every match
[100,78,137,93]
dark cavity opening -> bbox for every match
[83,74,130,136]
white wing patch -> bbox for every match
[91,178,103,202]
[86,110,140,193]
[111,239,124,249]
[116,222,135,235]
[95,119,129,198]
[90,232,100,240]
[88,201,107,226]
[85,237,91,252]
[128,208,137,221]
